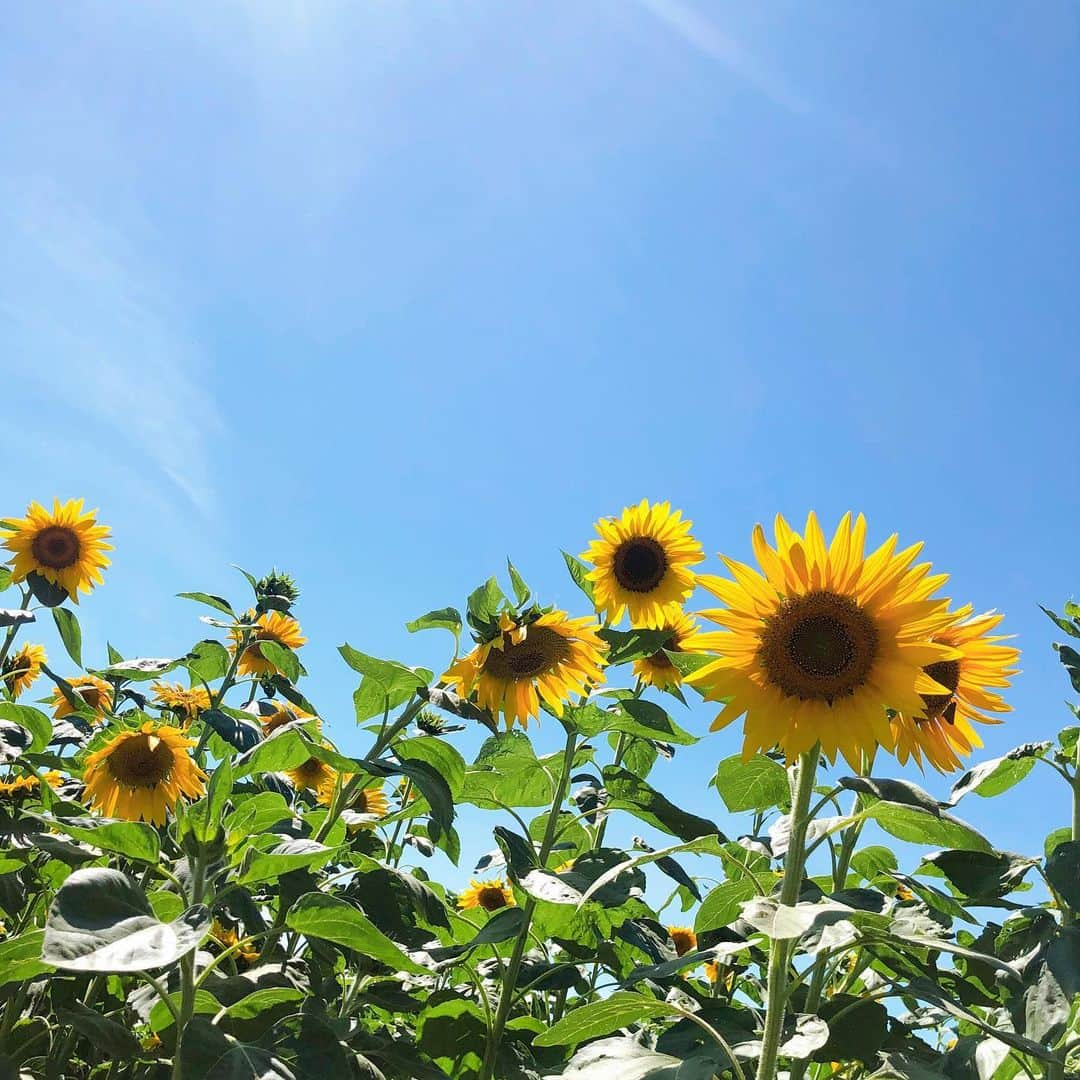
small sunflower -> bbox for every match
[632,611,700,691]
[443,610,606,729]
[151,682,211,722]
[0,770,62,802]
[211,919,260,965]
[51,675,113,721]
[285,755,336,797]
[458,878,515,912]
[685,512,956,769]
[3,643,46,698]
[2,499,112,602]
[230,610,307,677]
[335,786,389,820]
[261,703,316,737]
[583,500,704,628]
[552,857,577,874]
[82,721,206,824]
[669,926,697,956]
[891,607,1019,773]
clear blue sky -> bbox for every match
[3,3,1078,879]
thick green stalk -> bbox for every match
[171,853,207,1080]
[479,725,578,1080]
[755,745,821,1080]
[0,589,32,674]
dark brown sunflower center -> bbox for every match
[78,686,106,710]
[477,886,509,911]
[354,790,370,813]
[31,526,80,569]
[671,930,696,956]
[758,591,879,703]
[483,626,570,681]
[294,758,325,781]
[108,735,173,788]
[919,659,961,722]
[613,537,668,593]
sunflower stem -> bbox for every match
[479,723,577,1080]
[0,588,32,675]
[172,852,207,1080]
[755,744,821,1080]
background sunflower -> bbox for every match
[2,642,46,698]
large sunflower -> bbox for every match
[632,611,700,691]
[151,682,211,723]
[3,643,46,698]
[2,499,112,602]
[685,512,956,769]
[458,878,515,912]
[230,611,307,677]
[51,675,113,721]
[583,500,704,628]
[442,610,606,729]
[891,607,1019,773]
[285,755,336,797]
[82,721,206,824]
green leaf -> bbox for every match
[150,990,219,1033]
[177,591,235,617]
[811,995,888,1064]
[184,756,234,845]
[533,991,674,1047]
[839,775,941,814]
[285,892,427,973]
[97,657,180,682]
[506,559,531,605]
[0,930,51,987]
[694,878,758,933]
[0,608,35,628]
[921,850,1037,898]
[32,815,160,864]
[56,1001,140,1057]
[577,699,695,746]
[0,703,52,753]
[863,802,991,852]
[225,792,290,847]
[948,745,1047,804]
[465,576,505,634]
[602,766,722,842]
[851,846,899,882]
[51,608,82,667]
[1054,643,1080,695]
[0,566,11,592]
[185,639,231,683]
[178,1018,295,1078]
[714,754,789,813]
[1045,827,1071,860]
[26,571,68,607]
[405,607,462,647]
[0,722,31,763]
[598,628,672,666]
[562,550,596,603]
[1046,841,1080,910]
[42,868,210,972]
[256,641,301,684]
[238,838,339,886]
[340,645,428,721]
[233,728,313,777]
[222,987,304,1021]
[395,737,466,797]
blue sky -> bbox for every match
[2,2,1079,885]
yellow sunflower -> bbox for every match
[583,500,704,628]
[2,499,112,602]
[632,611,700,691]
[891,607,1019,773]
[151,682,211,722]
[458,878,515,912]
[0,770,62,802]
[285,755,336,797]
[669,926,698,956]
[230,610,307,677]
[211,920,260,966]
[3,643,46,698]
[51,675,113,721]
[552,857,576,874]
[704,960,721,984]
[335,785,390,820]
[442,611,606,729]
[82,721,206,824]
[261,703,316,737]
[685,512,956,769]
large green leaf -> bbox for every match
[405,607,462,646]
[598,629,672,666]
[0,703,52,753]
[922,849,1036,898]
[0,930,52,987]
[694,878,758,933]
[576,699,695,746]
[562,551,596,603]
[238,839,339,886]
[56,1001,140,1057]
[602,767,722,841]
[32,814,160,864]
[948,745,1047,804]
[863,802,991,852]
[179,1018,297,1079]
[395,737,466,796]
[534,991,674,1047]
[714,754,789,812]
[1046,841,1080,910]
[51,607,83,667]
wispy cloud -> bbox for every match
[634,0,812,115]
[0,181,224,516]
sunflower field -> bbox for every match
[0,497,1078,1080]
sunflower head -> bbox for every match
[890,607,1019,773]
[1,499,112,603]
[704,960,721,984]
[415,708,464,736]
[0,770,62,803]
[255,568,300,608]
[151,682,211,722]
[287,754,337,799]
[82,721,206,825]
[632,611,700,691]
[259,702,316,737]
[685,512,956,770]
[668,926,698,956]
[2,643,46,698]
[582,500,704,628]
[442,609,606,729]
[230,610,307,677]
[458,878,515,913]
[51,676,114,721]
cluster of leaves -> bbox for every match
[0,564,1076,1080]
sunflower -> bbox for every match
[229,610,307,677]
[2,499,112,602]
[685,512,956,769]
[552,857,576,874]
[0,770,62,802]
[890,607,1019,773]
[335,785,389,822]
[261,703,316,737]
[669,926,697,956]
[583,500,704,628]
[443,610,606,729]
[458,879,515,912]
[3,643,46,698]
[51,675,113,721]
[151,682,211,722]
[632,611,700,691]
[82,722,206,824]
[211,920,260,966]
[285,755,336,797]
[704,960,721,984]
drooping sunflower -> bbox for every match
[229,610,307,677]
[458,878,516,912]
[51,675,114,721]
[685,512,957,769]
[890,607,1019,773]
[2,499,112,602]
[285,755,336,797]
[260,703,316,737]
[668,926,698,956]
[442,610,606,729]
[3,643,46,698]
[151,682,211,723]
[82,721,206,824]
[337,786,389,817]
[632,611,700,691]
[583,500,705,628]
[0,770,62,802]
